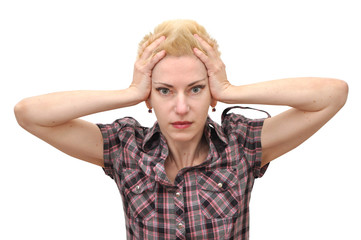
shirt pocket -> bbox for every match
[198,168,239,219]
[123,170,157,222]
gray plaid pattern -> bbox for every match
[97,106,270,239]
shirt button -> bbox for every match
[135,185,140,191]
[175,192,181,198]
[177,222,183,229]
[217,183,223,188]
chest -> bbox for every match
[164,156,207,184]
[121,167,250,239]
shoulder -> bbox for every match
[220,107,270,147]
[97,117,150,135]
[97,117,143,129]
[222,106,269,126]
[222,112,265,134]
[96,117,153,144]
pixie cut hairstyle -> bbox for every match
[137,19,220,59]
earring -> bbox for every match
[212,107,216,112]
[148,109,152,113]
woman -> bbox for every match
[14,19,348,239]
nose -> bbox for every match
[174,94,190,115]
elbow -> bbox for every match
[327,78,349,110]
[334,79,348,108]
[14,99,33,130]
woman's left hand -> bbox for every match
[193,34,231,101]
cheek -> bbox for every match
[152,99,171,120]
[149,91,161,109]
[197,91,212,108]
[189,100,211,117]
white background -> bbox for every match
[1,0,360,239]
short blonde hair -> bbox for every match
[137,19,219,59]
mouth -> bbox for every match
[171,121,193,129]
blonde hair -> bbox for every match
[137,19,219,59]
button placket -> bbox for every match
[174,186,185,238]
[177,222,183,229]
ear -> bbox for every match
[145,98,152,109]
[210,98,217,108]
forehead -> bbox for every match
[152,55,207,84]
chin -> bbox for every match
[165,130,201,143]
[169,133,195,142]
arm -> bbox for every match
[193,35,348,167]
[14,36,166,167]
[220,78,348,167]
[14,89,140,167]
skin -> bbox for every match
[14,35,348,184]
[146,55,216,182]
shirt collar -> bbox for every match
[142,121,164,152]
[204,117,228,146]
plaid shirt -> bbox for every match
[97,107,270,240]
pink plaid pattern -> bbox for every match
[97,106,270,239]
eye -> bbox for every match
[156,87,170,95]
[190,85,205,94]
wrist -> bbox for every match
[124,86,149,105]
[215,84,239,104]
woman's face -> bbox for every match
[148,55,215,143]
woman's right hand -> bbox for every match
[130,36,167,101]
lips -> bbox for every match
[171,121,193,129]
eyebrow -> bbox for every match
[153,78,207,88]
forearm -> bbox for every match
[14,88,141,127]
[222,77,348,112]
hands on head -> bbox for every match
[193,34,232,102]
[131,34,232,106]
[130,36,167,102]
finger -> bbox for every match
[140,35,165,52]
[194,34,215,56]
[193,47,209,65]
[141,36,166,60]
[140,39,150,52]
[149,50,167,69]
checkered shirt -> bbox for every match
[97,106,270,240]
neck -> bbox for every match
[166,135,209,170]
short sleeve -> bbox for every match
[222,107,270,178]
[97,118,135,179]
[96,122,120,179]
